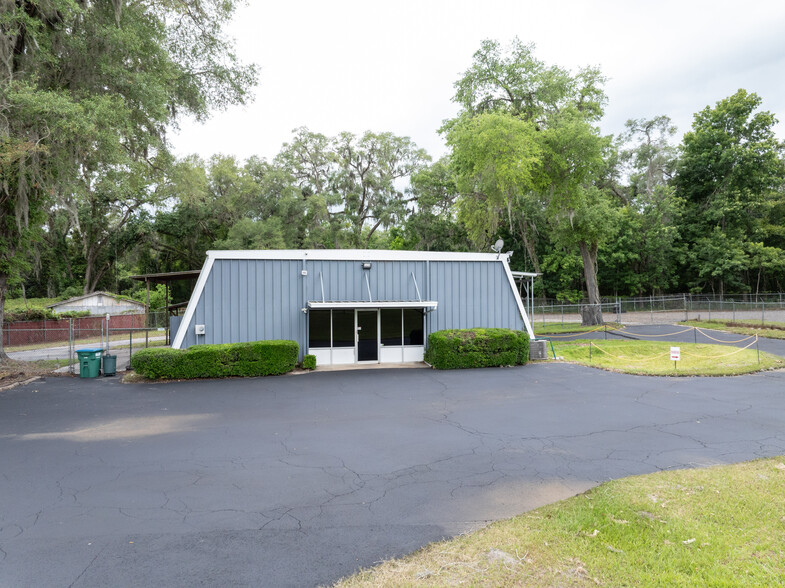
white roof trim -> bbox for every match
[171,255,215,349]
[308,301,438,309]
[206,249,505,262]
[502,258,535,340]
[511,271,541,278]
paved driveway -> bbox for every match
[2,363,785,587]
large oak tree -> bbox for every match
[0,0,257,360]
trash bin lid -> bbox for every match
[76,348,104,353]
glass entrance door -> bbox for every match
[356,310,378,362]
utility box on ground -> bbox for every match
[529,339,549,360]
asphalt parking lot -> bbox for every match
[2,358,785,587]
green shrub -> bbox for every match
[424,328,529,370]
[3,307,92,322]
[130,340,299,379]
[4,308,56,322]
[301,354,317,370]
[56,310,92,319]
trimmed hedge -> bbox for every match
[130,340,299,379]
[301,354,317,370]
[424,328,529,370]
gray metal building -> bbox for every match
[171,250,534,365]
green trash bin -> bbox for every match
[76,348,103,378]
[102,354,117,377]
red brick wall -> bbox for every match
[2,314,147,347]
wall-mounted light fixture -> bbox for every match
[361,262,372,270]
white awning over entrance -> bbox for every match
[307,300,438,310]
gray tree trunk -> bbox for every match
[579,240,603,326]
[0,273,9,362]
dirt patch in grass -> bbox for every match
[0,359,73,386]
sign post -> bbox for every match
[670,346,680,370]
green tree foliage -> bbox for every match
[332,131,431,247]
[605,116,684,295]
[676,90,785,295]
[0,0,256,359]
[446,38,613,322]
[446,112,541,256]
[452,39,605,123]
[398,159,469,252]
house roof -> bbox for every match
[204,249,512,262]
[47,291,145,309]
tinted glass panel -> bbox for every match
[357,310,378,361]
[380,309,402,345]
[403,309,424,345]
[308,310,331,348]
[332,309,355,347]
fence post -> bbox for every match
[708,301,711,321]
[68,318,73,375]
[561,305,564,327]
[762,301,765,325]
[683,294,687,322]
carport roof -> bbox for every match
[129,270,201,284]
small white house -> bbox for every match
[48,292,145,316]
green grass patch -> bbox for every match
[679,319,785,341]
[535,322,622,335]
[553,339,782,376]
[30,358,72,369]
[336,457,785,587]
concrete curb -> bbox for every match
[0,376,41,392]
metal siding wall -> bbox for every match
[429,261,524,332]
[306,260,369,302]
[303,260,426,304]
[179,257,522,352]
[180,259,306,358]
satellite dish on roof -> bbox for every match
[491,239,504,254]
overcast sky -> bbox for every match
[170,0,785,163]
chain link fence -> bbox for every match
[2,311,170,373]
[532,294,785,327]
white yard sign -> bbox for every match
[670,346,681,361]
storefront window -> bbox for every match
[308,310,331,348]
[332,310,355,347]
[380,309,403,345]
[403,309,424,345]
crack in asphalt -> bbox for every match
[67,546,105,588]
[4,362,785,587]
